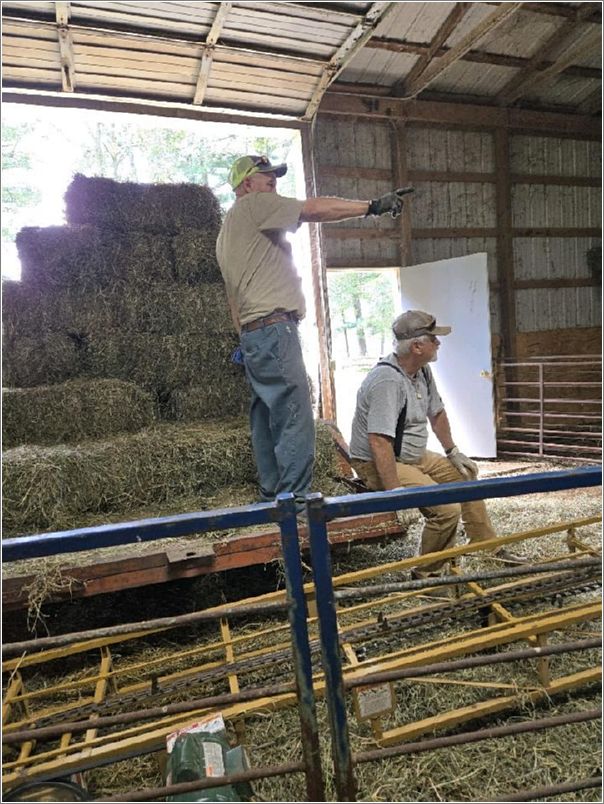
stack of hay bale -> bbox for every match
[2,175,340,538]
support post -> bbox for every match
[306,492,357,802]
[276,493,326,802]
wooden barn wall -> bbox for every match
[314,115,601,361]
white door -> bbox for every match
[400,252,496,458]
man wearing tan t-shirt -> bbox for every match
[216,154,412,513]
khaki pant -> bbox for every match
[351,450,497,571]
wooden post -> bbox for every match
[494,126,517,359]
[301,123,337,420]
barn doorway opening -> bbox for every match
[326,267,400,442]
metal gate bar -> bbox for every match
[305,465,601,802]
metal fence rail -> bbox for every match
[496,356,602,461]
[2,465,602,801]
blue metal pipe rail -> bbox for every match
[2,465,601,801]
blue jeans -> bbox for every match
[240,321,315,511]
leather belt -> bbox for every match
[241,311,299,333]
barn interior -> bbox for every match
[1,2,602,802]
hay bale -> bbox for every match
[2,420,256,535]
[2,379,156,448]
[2,419,342,536]
[2,333,83,388]
[3,281,233,340]
[64,174,222,233]
[122,284,232,334]
[172,230,223,284]
[168,376,250,421]
[16,226,173,291]
[85,332,240,391]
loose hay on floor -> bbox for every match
[2,379,156,448]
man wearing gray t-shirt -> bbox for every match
[350,310,524,571]
[217,155,413,513]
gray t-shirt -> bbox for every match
[216,191,306,326]
[349,353,445,464]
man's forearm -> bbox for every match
[368,433,400,490]
[299,197,370,223]
[429,409,455,453]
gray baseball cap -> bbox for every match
[392,310,452,340]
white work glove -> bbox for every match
[366,186,415,219]
[446,446,478,479]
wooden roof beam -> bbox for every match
[497,6,601,105]
[401,2,523,99]
[577,85,602,116]
[392,2,470,97]
[303,1,396,121]
[367,37,601,81]
[193,1,231,106]
[55,1,75,92]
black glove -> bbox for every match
[367,186,414,219]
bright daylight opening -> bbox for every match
[1,103,319,393]
[327,268,400,442]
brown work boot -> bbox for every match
[494,547,529,564]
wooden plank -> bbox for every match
[513,227,602,237]
[301,124,336,421]
[193,1,231,105]
[513,278,601,289]
[319,168,598,186]
[498,17,603,105]
[494,127,516,360]
[511,174,602,187]
[391,120,412,266]
[318,94,601,138]
[55,1,75,92]
[304,1,397,120]
[366,36,601,81]
[323,227,398,240]
[393,2,470,97]
[2,91,305,129]
[403,3,523,98]
[1,513,404,610]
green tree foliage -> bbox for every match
[328,271,395,357]
[1,122,42,241]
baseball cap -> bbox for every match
[228,155,288,189]
[392,310,452,340]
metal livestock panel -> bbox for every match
[510,135,602,177]
[407,128,494,173]
[515,287,602,332]
[514,237,602,281]
[511,185,601,228]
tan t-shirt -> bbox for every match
[216,192,306,326]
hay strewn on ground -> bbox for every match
[64,174,222,233]
[2,379,156,448]
[2,420,342,536]
[16,226,173,290]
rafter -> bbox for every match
[193,1,232,106]
[577,85,602,116]
[55,1,75,92]
[500,26,602,104]
[497,6,600,105]
[392,2,470,98]
[402,2,523,99]
[367,37,601,81]
[303,1,396,121]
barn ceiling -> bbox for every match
[2,1,602,122]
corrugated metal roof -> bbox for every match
[2,0,601,120]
